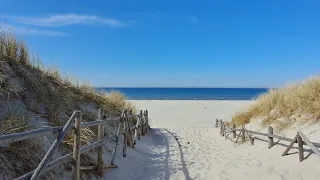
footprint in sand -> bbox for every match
[218,170,230,180]
[256,160,262,167]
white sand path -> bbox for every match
[104,100,320,180]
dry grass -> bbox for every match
[232,75,320,130]
[0,32,30,65]
[0,106,29,134]
[0,106,47,179]
[0,138,46,179]
[102,91,134,115]
[0,32,136,178]
[63,127,96,147]
[0,60,24,99]
[231,112,251,127]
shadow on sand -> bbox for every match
[142,128,194,180]
[254,137,315,161]
[105,128,195,180]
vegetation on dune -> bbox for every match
[232,76,320,130]
[0,32,136,179]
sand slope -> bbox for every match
[105,100,319,180]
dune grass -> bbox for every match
[0,103,46,179]
[0,32,136,178]
[0,105,30,134]
[232,76,320,130]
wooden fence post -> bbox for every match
[138,111,142,140]
[96,108,104,176]
[126,110,134,148]
[224,123,227,137]
[268,126,274,149]
[134,113,141,144]
[222,122,225,137]
[297,132,304,162]
[142,110,147,136]
[232,124,236,139]
[111,111,124,165]
[72,111,82,180]
[140,110,144,136]
[241,126,245,143]
[250,137,254,145]
[299,132,320,158]
[145,110,149,135]
[244,130,254,145]
[123,110,128,157]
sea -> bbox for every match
[98,88,268,100]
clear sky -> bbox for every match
[0,0,319,88]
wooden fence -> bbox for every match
[215,119,320,162]
[0,108,150,180]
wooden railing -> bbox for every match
[215,119,320,162]
[0,108,150,180]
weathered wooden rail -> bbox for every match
[215,119,320,162]
[0,108,150,180]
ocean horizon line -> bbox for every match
[96,87,268,100]
[96,87,271,89]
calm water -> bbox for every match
[98,88,268,100]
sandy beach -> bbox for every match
[104,100,320,180]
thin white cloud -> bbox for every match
[0,22,65,36]
[187,16,198,24]
[0,14,128,27]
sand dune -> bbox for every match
[105,100,319,180]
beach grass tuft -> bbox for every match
[232,75,320,130]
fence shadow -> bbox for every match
[162,128,194,180]
[106,128,195,180]
[254,137,315,160]
[136,128,194,180]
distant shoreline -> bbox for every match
[96,87,270,89]
[129,99,255,102]
[97,87,267,100]
[125,99,257,100]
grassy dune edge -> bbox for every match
[0,32,135,179]
[232,76,320,130]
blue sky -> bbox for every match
[0,0,319,87]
